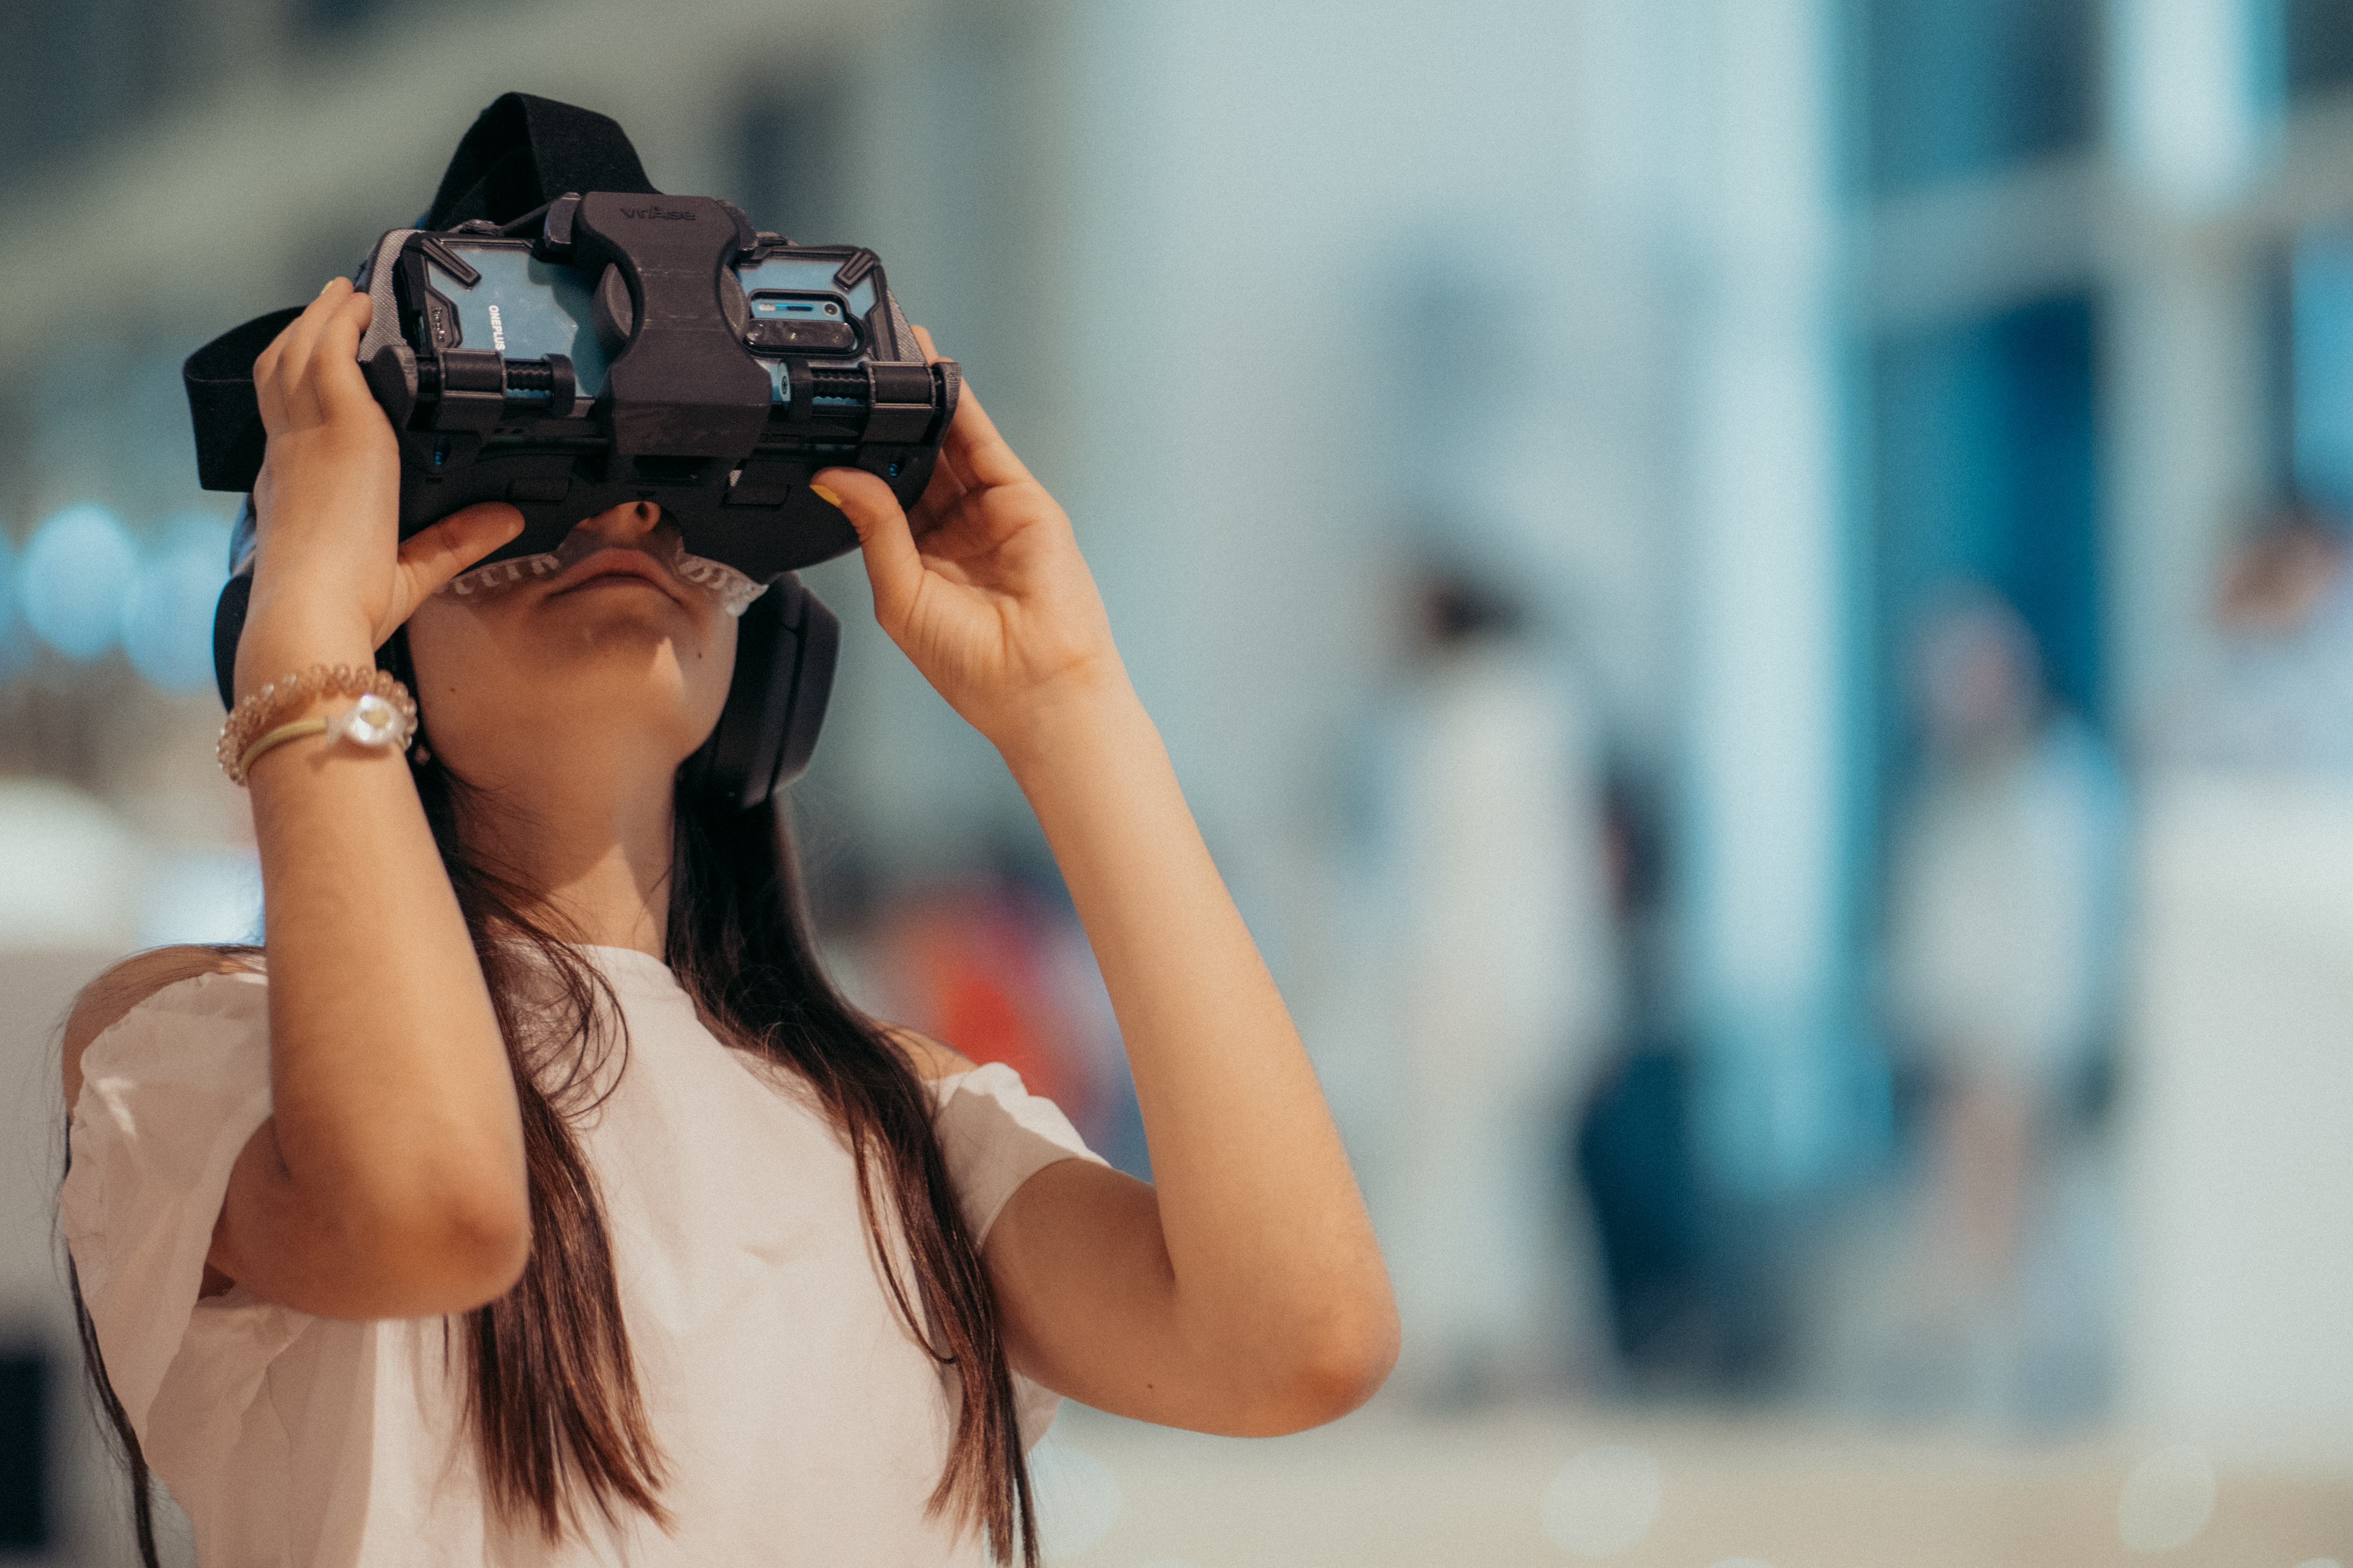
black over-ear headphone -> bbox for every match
[210,496,840,812]
[681,570,840,810]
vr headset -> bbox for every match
[186,94,957,810]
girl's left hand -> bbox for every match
[813,330,1125,758]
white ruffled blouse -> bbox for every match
[60,946,1102,1566]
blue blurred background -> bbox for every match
[5,1,2353,1563]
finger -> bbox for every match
[275,279,349,383]
[936,379,1033,492]
[899,323,970,506]
[908,451,969,539]
[255,281,338,389]
[251,295,323,428]
[933,425,980,496]
[813,468,925,630]
[269,279,355,426]
[252,323,290,407]
[907,402,972,518]
[312,291,381,423]
[904,329,980,493]
[393,503,526,609]
[896,328,1014,493]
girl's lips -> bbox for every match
[546,547,683,602]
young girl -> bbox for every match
[59,279,1397,1565]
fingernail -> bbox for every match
[809,484,842,509]
[318,279,336,296]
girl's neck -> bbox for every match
[457,772,676,958]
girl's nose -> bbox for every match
[574,499,664,545]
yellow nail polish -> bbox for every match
[809,484,842,509]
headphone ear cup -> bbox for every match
[212,573,253,710]
[770,581,840,791]
[212,494,262,710]
[684,575,840,812]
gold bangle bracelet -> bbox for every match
[236,716,333,777]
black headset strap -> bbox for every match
[422,93,658,230]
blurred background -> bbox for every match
[4,0,2353,1562]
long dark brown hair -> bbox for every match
[69,640,1038,1565]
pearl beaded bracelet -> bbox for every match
[216,664,419,785]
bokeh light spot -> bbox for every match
[2116,1443,2215,1552]
[123,509,232,693]
[1541,1445,1663,1556]
[22,503,136,660]
[1028,1440,1120,1559]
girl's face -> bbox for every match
[404,501,739,790]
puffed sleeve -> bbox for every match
[929,1062,1108,1445]
[60,968,272,1446]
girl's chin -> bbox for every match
[435,705,714,779]
[413,618,731,758]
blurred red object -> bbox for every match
[862,883,1108,1136]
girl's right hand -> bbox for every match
[238,277,521,698]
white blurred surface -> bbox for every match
[0,781,143,952]
[2123,772,2353,1438]
[1036,1402,2351,1566]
